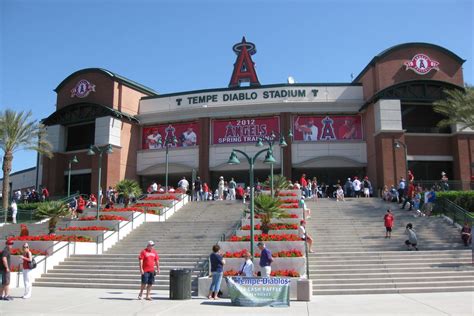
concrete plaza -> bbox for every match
[0,287,472,315]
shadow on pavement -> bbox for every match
[201,301,233,306]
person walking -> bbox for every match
[237,251,254,277]
[257,242,273,277]
[353,176,361,198]
[194,176,203,201]
[208,244,225,299]
[21,243,33,299]
[202,182,210,201]
[405,223,418,251]
[138,241,160,300]
[228,178,237,200]
[11,201,18,224]
[461,222,472,247]
[384,209,394,238]
[217,176,225,200]
[1,240,14,301]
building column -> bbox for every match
[280,113,292,180]
[451,134,474,190]
[198,117,210,184]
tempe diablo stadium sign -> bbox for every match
[212,117,280,145]
[293,115,363,141]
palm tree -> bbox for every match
[35,201,70,234]
[0,109,52,222]
[433,86,474,131]
[252,194,287,234]
[263,175,291,196]
[115,179,142,207]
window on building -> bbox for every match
[408,161,453,181]
[66,122,95,151]
[401,104,451,134]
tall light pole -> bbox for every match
[227,148,276,258]
[158,136,177,193]
[67,155,79,197]
[87,144,113,220]
[394,140,408,179]
[256,130,293,196]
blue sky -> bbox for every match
[1,0,472,173]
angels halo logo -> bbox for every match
[71,79,96,98]
[404,54,440,75]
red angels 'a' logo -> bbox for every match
[71,79,96,98]
[404,54,439,75]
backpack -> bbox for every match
[29,258,37,269]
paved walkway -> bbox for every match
[1,287,472,315]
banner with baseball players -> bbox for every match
[211,116,280,145]
[142,121,199,149]
[293,115,363,141]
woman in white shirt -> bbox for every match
[237,251,254,277]
[298,220,314,253]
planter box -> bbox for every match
[235,229,299,236]
[242,218,301,226]
[221,257,306,276]
[9,255,46,288]
[218,241,305,254]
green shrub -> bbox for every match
[437,191,474,212]
[17,202,43,210]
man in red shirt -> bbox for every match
[76,196,86,214]
[384,209,394,238]
[41,187,50,202]
[300,174,308,198]
[138,241,160,300]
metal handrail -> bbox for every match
[435,198,474,227]
[198,210,244,278]
[100,210,145,253]
[34,241,71,274]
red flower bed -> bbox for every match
[224,269,300,277]
[8,235,93,242]
[271,270,300,277]
[134,203,163,207]
[280,199,298,204]
[254,213,298,219]
[280,204,299,209]
[241,223,298,230]
[277,192,298,197]
[79,215,128,221]
[59,226,111,231]
[143,195,180,200]
[224,269,239,276]
[229,234,300,242]
[11,248,47,256]
[224,249,303,258]
[100,207,157,215]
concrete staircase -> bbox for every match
[34,200,244,291]
[305,198,474,295]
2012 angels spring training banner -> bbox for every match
[226,277,290,307]
[142,121,199,149]
[293,115,363,141]
[212,116,280,145]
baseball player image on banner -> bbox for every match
[293,115,363,141]
[142,121,199,149]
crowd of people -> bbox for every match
[12,187,49,204]
[380,170,441,217]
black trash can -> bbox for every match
[169,268,192,300]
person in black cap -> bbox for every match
[1,239,14,301]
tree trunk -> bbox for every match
[2,152,13,222]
